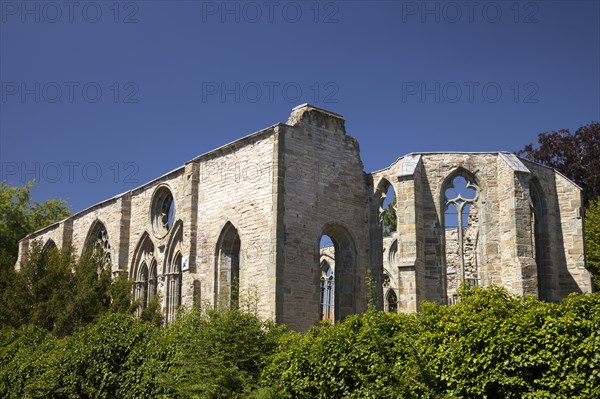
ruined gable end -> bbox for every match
[17,107,592,331]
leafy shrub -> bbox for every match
[416,286,600,398]
[263,287,600,399]
[155,308,285,399]
[263,311,434,398]
[42,313,156,399]
[0,325,59,398]
[1,288,599,398]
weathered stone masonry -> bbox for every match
[17,104,592,331]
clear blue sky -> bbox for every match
[1,0,599,212]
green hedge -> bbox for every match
[1,287,599,398]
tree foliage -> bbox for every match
[2,146,599,397]
[0,181,70,271]
[43,313,157,399]
[517,122,600,205]
[1,287,599,398]
[263,311,431,398]
[382,199,397,237]
[0,242,135,336]
[265,287,600,398]
[2,241,73,331]
[0,181,71,333]
[0,181,140,334]
[156,308,285,399]
[586,198,600,290]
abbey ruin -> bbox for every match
[16,104,592,331]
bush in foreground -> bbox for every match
[1,287,599,398]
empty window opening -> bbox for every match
[444,175,479,303]
[165,253,182,323]
[163,222,183,323]
[216,222,241,309]
[84,221,111,269]
[319,244,335,321]
[530,180,551,300]
[42,239,57,254]
[386,288,398,313]
[378,180,397,238]
[383,271,398,313]
[148,260,158,305]
[318,225,356,322]
[39,239,59,268]
[134,259,158,316]
[132,234,156,316]
[135,262,149,314]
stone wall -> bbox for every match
[521,160,592,298]
[372,151,590,309]
[191,127,278,318]
[279,105,371,330]
[18,127,280,322]
[16,105,592,331]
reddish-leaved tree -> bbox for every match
[517,122,600,205]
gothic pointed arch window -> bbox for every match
[386,288,398,313]
[382,271,398,313]
[164,221,183,323]
[320,258,334,321]
[318,224,356,322]
[41,239,58,265]
[84,220,111,269]
[442,170,480,303]
[375,178,397,238]
[375,178,397,309]
[131,233,156,316]
[42,239,57,254]
[530,178,551,300]
[166,253,182,322]
[136,262,149,312]
[215,222,241,309]
[148,259,158,304]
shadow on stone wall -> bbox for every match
[545,174,581,300]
